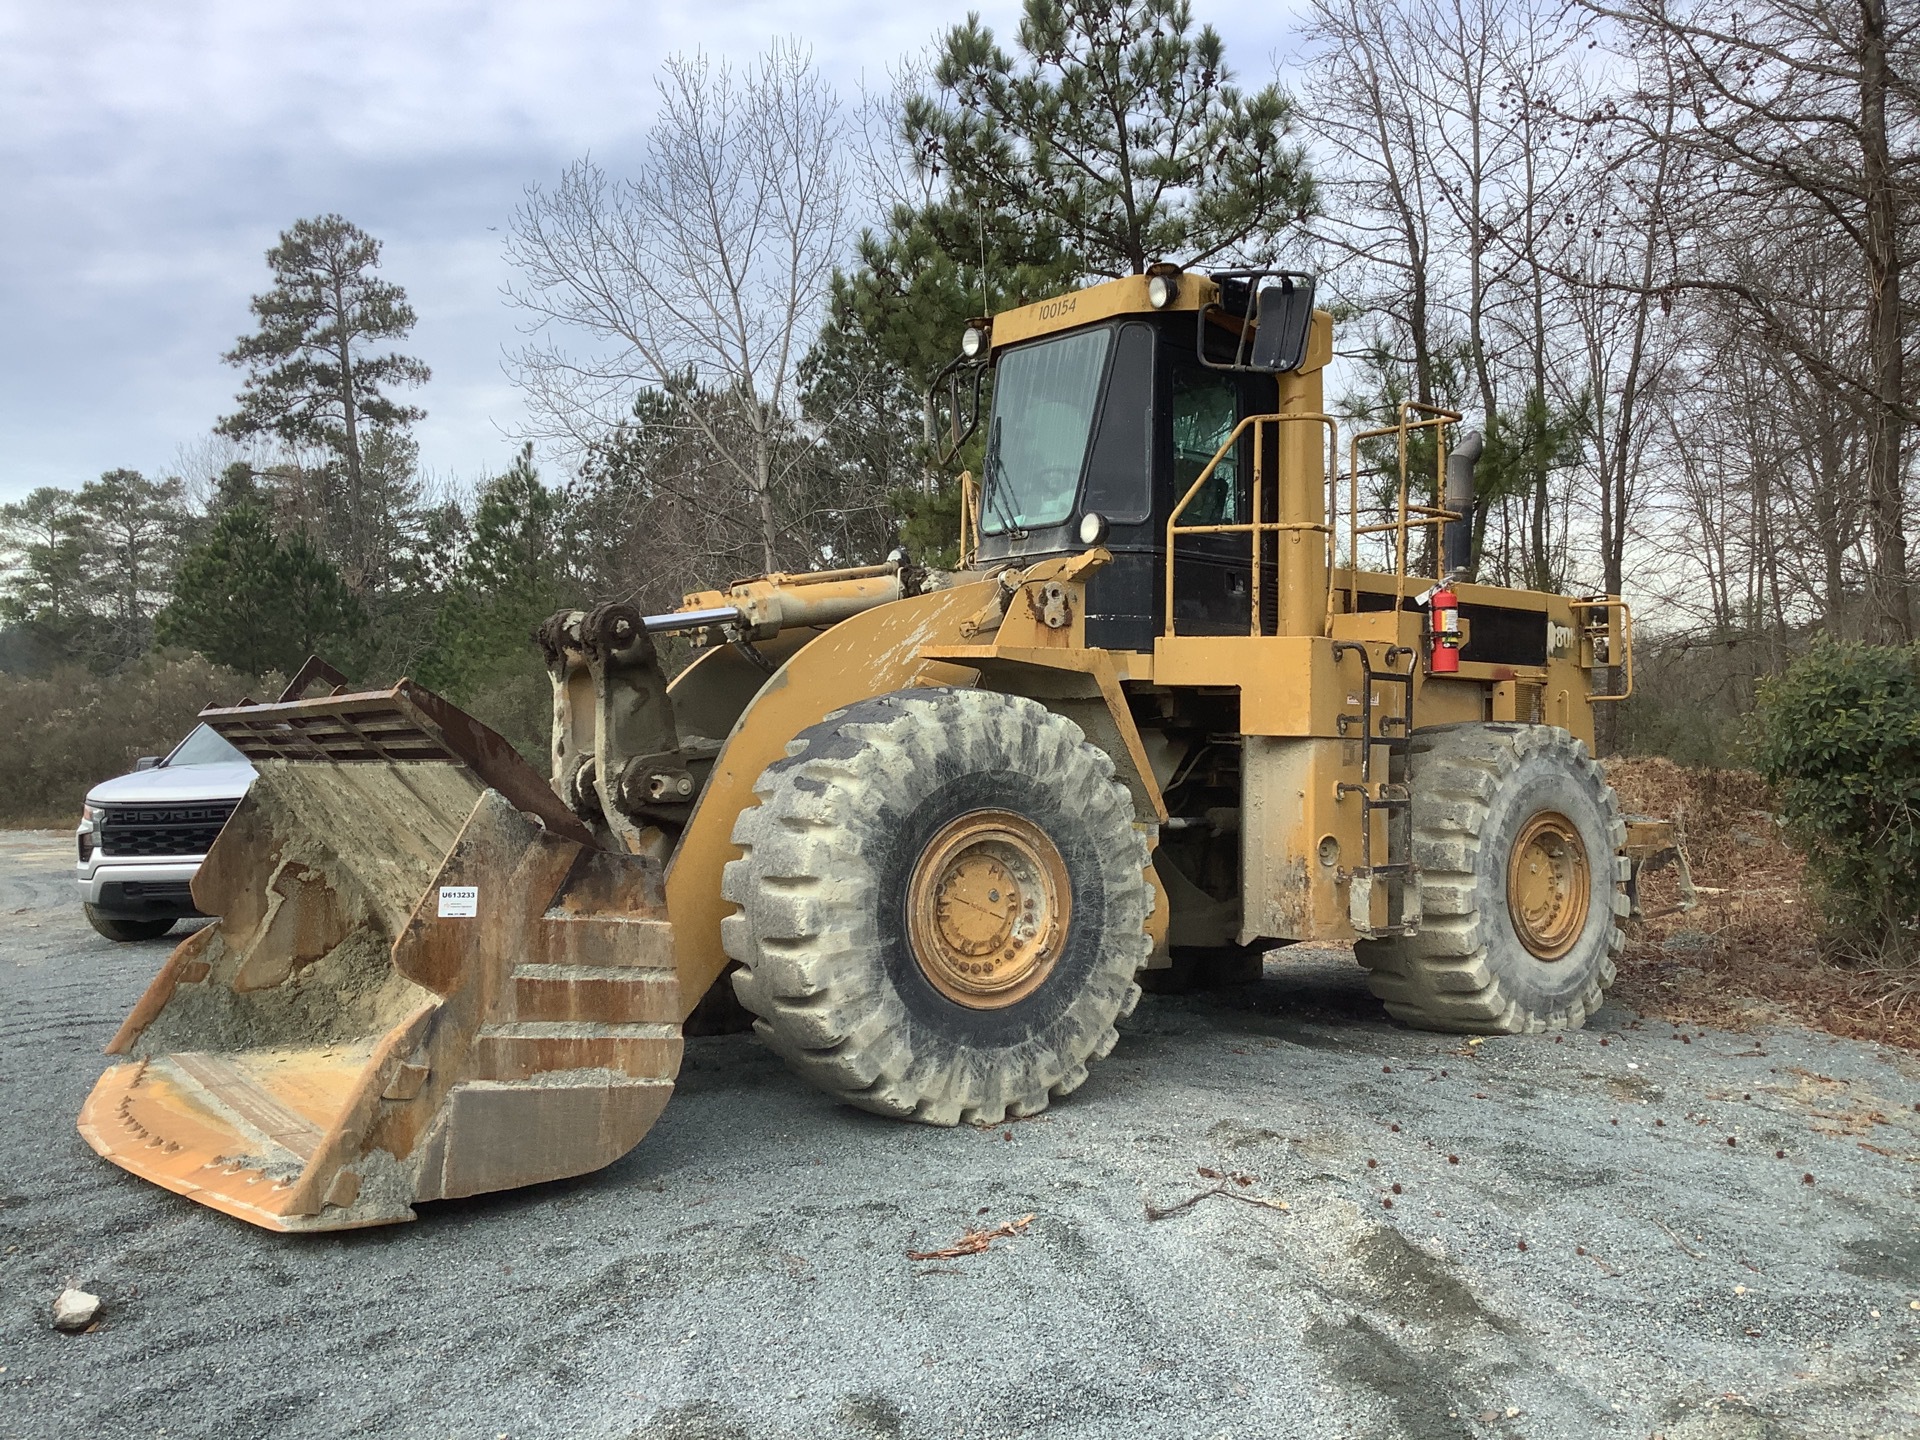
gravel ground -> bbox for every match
[3,828,1918,1440]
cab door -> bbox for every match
[1167,359,1263,636]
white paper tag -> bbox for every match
[437,885,478,918]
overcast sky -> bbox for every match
[0,0,1306,505]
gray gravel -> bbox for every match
[2,828,1917,1439]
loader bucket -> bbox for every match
[77,681,683,1232]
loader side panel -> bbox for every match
[665,628,819,744]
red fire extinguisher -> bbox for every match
[1427,583,1461,674]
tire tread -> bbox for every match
[722,687,1149,1126]
[1356,724,1625,1035]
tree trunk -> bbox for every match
[1602,125,1670,602]
[1859,0,1911,640]
[754,399,777,574]
[334,270,364,589]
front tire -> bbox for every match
[84,905,177,943]
[721,688,1150,1125]
[1356,723,1626,1033]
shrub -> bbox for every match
[1750,640,1920,962]
[1610,630,1773,765]
[0,652,272,826]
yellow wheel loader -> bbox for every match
[80,268,1639,1231]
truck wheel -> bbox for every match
[1355,724,1626,1034]
[721,688,1150,1125]
[84,905,177,943]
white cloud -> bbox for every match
[0,0,1304,500]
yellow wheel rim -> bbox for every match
[907,809,1070,1009]
[1506,811,1591,960]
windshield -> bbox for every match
[981,328,1112,533]
[164,723,246,768]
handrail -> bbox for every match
[1344,402,1463,609]
[1164,411,1338,638]
[958,469,978,570]
[1583,597,1635,702]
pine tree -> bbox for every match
[76,469,189,663]
[414,446,568,757]
[155,506,365,677]
[417,446,563,702]
[906,0,1315,278]
[0,488,89,631]
[821,0,1317,563]
[212,463,258,514]
[217,215,429,591]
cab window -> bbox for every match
[1172,369,1242,526]
[1081,323,1155,523]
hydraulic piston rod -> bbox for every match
[642,606,742,635]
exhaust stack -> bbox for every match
[1442,429,1482,577]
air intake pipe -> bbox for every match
[1441,430,1482,578]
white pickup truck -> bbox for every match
[74,724,256,941]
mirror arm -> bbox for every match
[928,353,987,468]
[1194,302,1254,373]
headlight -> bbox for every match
[81,804,97,825]
[1147,273,1179,309]
[1079,512,1108,544]
[960,324,989,359]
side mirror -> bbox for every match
[1195,269,1318,375]
[134,756,160,771]
[1250,278,1316,373]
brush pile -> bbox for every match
[1605,757,1917,1048]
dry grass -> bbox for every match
[0,654,272,827]
[1606,756,1920,1049]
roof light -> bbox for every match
[960,323,989,359]
[1147,273,1179,309]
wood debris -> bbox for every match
[1146,1167,1291,1222]
[907,1213,1034,1261]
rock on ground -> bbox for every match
[50,1289,98,1333]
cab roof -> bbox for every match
[988,272,1218,352]
[985,270,1333,374]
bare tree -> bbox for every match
[1552,66,1684,605]
[1585,0,1920,639]
[1300,0,1452,409]
[1301,0,1592,589]
[506,41,850,574]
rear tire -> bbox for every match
[1355,723,1626,1033]
[84,905,177,943]
[721,688,1150,1125]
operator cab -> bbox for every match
[962,270,1318,651]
